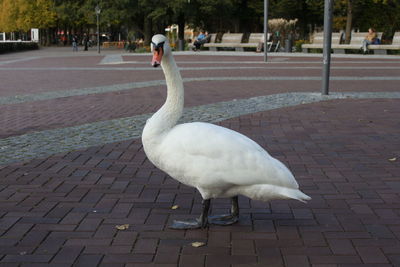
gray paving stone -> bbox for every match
[1,91,399,166]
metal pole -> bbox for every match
[97,14,100,54]
[322,0,333,95]
[264,0,268,62]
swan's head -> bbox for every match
[151,34,171,67]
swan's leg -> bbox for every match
[170,199,210,229]
[199,199,211,228]
[208,196,239,225]
[231,195,239,217]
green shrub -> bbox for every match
[0,42,39,54]
[294,40,308,52]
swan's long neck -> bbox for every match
[143,52,184,138]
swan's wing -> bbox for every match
[156,122,298,189]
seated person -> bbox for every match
[193,31,209,51]
[362,28,378,53]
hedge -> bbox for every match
[0,42,39,54]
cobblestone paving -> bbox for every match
[1,91,400,166]
[0,48,399,266]
[2,75,400,106]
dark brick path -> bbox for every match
[0,48,400,266]
[0,99,399,266]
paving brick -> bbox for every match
[281,246,332,256]
[18,231,48,247]
[133,238,158,254]
[0,217,20,231]
[153,252,179,264]
[102,254,153,264]
[2,254,53,263]
[74,254,103,267]
[51,246,84,264]
[207,231,230,247]
[2,223,33,239]
[355,247,389,264]
[309,255,362,264]
[181,246,230,255]
[327,239,356,255]
[45,206,71,219]
[112,231,138,246]
[232,239,255,255]
[257,247,284,266]
[76,218,102,232]
[206,255,258,267]
[284,255,310,267]
[35,236,65,254]
[84,245,132,254]
[59,212,85,225]
[179,255,205,267]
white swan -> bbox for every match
[142,34,311,229]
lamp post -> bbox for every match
[321,0,333,95]
[264,0,268,62]
[95,5,101,54]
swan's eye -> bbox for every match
[151,41,165,51]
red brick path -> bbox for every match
[0,99,399,266]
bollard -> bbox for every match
[178,39,184,51]
[285,38,292,52]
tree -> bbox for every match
[345,0,353,43]
[0,0,56,42]
[0,0,20,32]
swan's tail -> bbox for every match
[278,186,311,203]
[235,184,311,203]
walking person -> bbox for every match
[72,35,78,52]
[83,34,89,51]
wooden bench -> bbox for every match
[102,41,126,49]
[331,32,383,53]
[204,33,244,51]
[368,32,400,54]
[302,32,342,52]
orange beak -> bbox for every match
[152,48,163,67]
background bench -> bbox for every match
[368,32,400,54]
[204,33,244,51]
[302,32,342,52]
[102,41,126,49]
[234,33,264,50]
[331,32,383,53]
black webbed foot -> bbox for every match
[169,197,240,229]
[170,218,207,229]
[209,196,239,225]
[208,214,239,225]
[169,199,210,229]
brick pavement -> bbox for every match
[0,48,400,266]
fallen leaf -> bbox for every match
[388,157,397,162]
[191,242,206,248]
[171,205,179,210]
[116,224,130,230]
